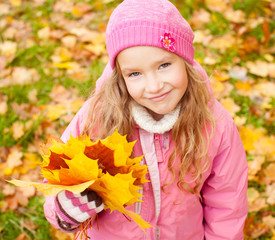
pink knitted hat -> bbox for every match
[106,0,195,69]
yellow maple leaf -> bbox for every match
[9,0,21,7]
[45,104,67,121]
[9,179,95,196]
[239,126,264,152]
[220,98,240,118]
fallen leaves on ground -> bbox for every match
[0,0,274,239]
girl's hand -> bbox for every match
[54,189,104,231]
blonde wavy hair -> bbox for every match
[82,60,215,196]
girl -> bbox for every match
[44,0,248,239]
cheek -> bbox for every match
[172,71,188,91]
[124,81,143,100]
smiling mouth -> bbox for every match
[149,91,171,102]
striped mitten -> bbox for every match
[55,189,104,231]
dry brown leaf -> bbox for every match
[0,55,7,70]
[27,89,38,103]
[264,54,274,62]
[268,63,275,78]
[50,29,66,40]
[220,98,240,117]
[233,116,247,128]
[60,114,74,124]
[265,183,275,205]
[61,35,77,49]
[263,215,275,229]
[190,9,211,28]
[11,103,31,120]
[0,40,17,56]
[79,12,97,26]
[2,184,16,196]
[245,222,269,238]
[242,36,260,53]
[67,67,89,82]
[0,3,10,15]
[205,0,228,13]
[0,146,8,161]
[247,188,268,212]
[193,30,212,45]
[262,20,271,44]
[20,169,42,183]
[203,56,218,65]
[2,195,19,211]
[50,85,71,103]
[263,164,275,185]
[0,100,8,115]
[7,148,23,169]
[246,60,269,77]
[247,187,260,203]
[213,70,230,82]
[53,0,74,13]
[14,233,27,240]
[14,190,29,207]
[18,186,36,198]
[248,156,265,180]
[3,27,17,39]
[224,9,246,23]
[209,33,236,50]
[248,198,268,213]
[254,136,275,161]
[11,67,40,85]
[11,121,25,140]
[210,81,224,98]
[210,81,233,100]
[51,226,75,240]
[38,26,51,40]
[84,43,106,56]
[70,27,100,42]
[51,46,72,63]
[23,219,38,231]
[72,2,92,17]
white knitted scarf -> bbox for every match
[131,103,180,134]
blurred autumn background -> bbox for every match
[0,0,274,239]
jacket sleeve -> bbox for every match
[201,116,248,239]
[43,62,113,231]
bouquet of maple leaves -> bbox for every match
[10,130,151,234]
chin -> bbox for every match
[149,108,174,118]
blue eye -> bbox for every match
[129,72,141,77]
[160,63,170,69]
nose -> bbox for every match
[145,74,164,93]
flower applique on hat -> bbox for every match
[160,33,176,52]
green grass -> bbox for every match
[206,12,230,36]
[0,196,52,240]
[0,109,18,147]
[233,0,269,17]
[9,44,57,68]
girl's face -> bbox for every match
[117,46,188,120]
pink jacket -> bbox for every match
[44,62,248,240]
